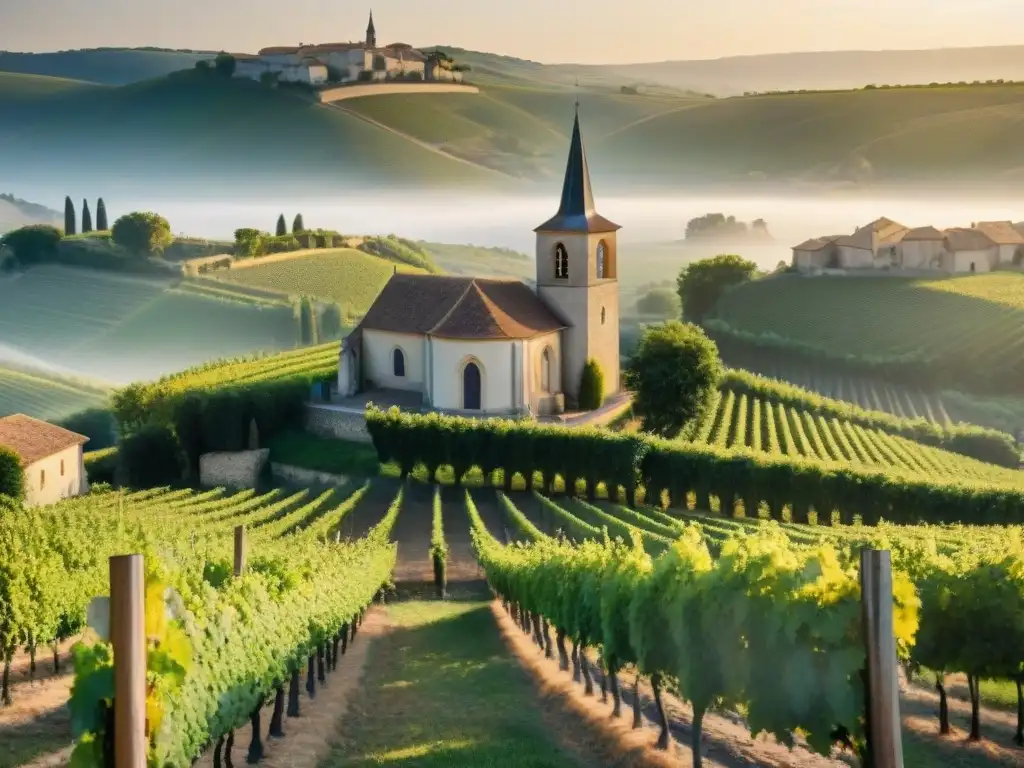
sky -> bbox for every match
[2,0,1024,64]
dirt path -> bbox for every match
[336,479,397,541]
[510,490,559,536]
[390,483,434,583]
[193,607,388,768]
[439,486,485,582]
[469,487,514,544]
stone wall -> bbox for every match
[305,404,371,443]
[271,462,350,489]
[199,449,269,489]
[318,83,478,103]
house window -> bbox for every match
[40,469,45,489]
[541,347,552,392]
[393,348,406,377]
[596,241,606,278]
[554,243,569,279]
[60,459,65,477]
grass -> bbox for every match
[207,248,425,316]
[708,272,1024,397]
[0,49,206,86]
[322,599,593,768]
[267,430,380,477]
[420,241,533,280]
[0,264,300,384]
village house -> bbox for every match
[792,217,1024,274]
[337,107,621,415]
[232,12,434,86]
[0,414,89,507]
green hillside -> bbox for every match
[0,264,300,384]
[707,272,1024,399]
[0,48,207,85]
[0,365,110,420]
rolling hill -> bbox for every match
[0,192,59,233]
[7,64,1024,192]
[0,48,209,85]
[0,364,111,421]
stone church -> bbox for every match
[337,108,621,415]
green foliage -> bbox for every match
[298,297,318,345]
[111,211,173,255]
[118,424,183,488]
[81,199,92,233]
[292,213,304,234]
[64,196,76,236]
[430,486,448,597]
[95,198,107,231]
[0,446,25,501]
[267,431,379,477]
[59,407,116,451]
[626,321,723,438]
[214,52,236,77]
[676,254,757,322]
[319,302,344,339]
[635,288,679,318]
[83,447,118,485]
[577,359,604,412]
[275,214,287,237]
[358,235,439,273]
[0,224,62,264]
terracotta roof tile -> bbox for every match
[974,221,1024,245]
[0,414,88,466]
[902,226,945,241]
[943,228,997,251]
[792,236,839,251]
[357,274,565,340]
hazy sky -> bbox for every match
[3,0,1023,64]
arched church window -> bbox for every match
[393,347,406,377]
[541,347,552,392]
[554,243,569,279]
[596,241,606,279]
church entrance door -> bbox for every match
[463,362,481,410]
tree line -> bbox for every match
[62,196,108,235]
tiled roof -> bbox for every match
[974,221,1024,245]
[258,46,300,55]
[357,274,566,340]
[902,226,945,241]
[0,414,88,466]
[943,227,997,251]
[792,236,839,251]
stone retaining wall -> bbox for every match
[318,83,478,103]
[270,462,350,488]
[199,449,269,489]
[305,404,372,443]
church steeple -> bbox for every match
[366,10,377,48]
[535,105,620,234]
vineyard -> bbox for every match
[206,249,426,319]
[706,272,1024,397]
[0,480,402,765]
[471,487,1024,763]
[0,366,110,420]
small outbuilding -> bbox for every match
[0,414,90,506]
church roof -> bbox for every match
[357,274,566,340]
[535,107,620,234]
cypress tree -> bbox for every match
[298,297,318,345]
[292,213,304,234]
[95,198,108,230]
[81,199,93,233]
[64,197,76,236]
[276,214,287,237]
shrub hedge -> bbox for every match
[365,405,1024,526]
[0,446,25,500]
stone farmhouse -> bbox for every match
[337,107,621,416]
[793,217,1024,274]
[0,414,89,507]
[232,11,436,86]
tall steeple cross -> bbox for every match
[574,77,580,114]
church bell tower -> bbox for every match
[534,106,621,406]
[365,10,377,48]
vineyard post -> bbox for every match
[110,554,146,768]
[234,526,247,577]
[860,549,904,768]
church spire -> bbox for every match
[534,104,620,234]
[366,10,377,48]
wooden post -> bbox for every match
[110,554,146,768]
[860,549,904,768]
[234,526,247,577]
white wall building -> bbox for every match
[0,414,89,507]
[338,108,621,414]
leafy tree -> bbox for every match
[275,214,287,237]
[58,408,116,451]
[636,288,679,318]
[578,358,604,411]
[118,424,184,488]
[111,211,173,256]
[319,303,344,339]
[292,213,305,234]
[676,254,757,322]
[64,197,76,236]
[0,446,24,501]
[0,225,62,265]
[95,198,108,231]
[214,52,236,77]
[81,199,92,233]
[624,320,723,438]
[298,297,318,345]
